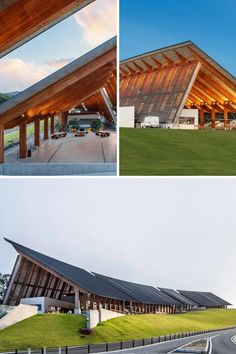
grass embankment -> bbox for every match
[0,310,236,351]
[120,129,236,175]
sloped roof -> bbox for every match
[0,0,95,58]
[0,37,116,129]
[178,290,231,307]
[94,273,181,306]
[159,288,197,306]
[4,238,134,302]
[120,41,236,124]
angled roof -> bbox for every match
[0,0,95,58]
[4,238,134,302]
[94,273,181,306]
[0,37,116,129]
[159,288,198,306]
[178,290,231,307]
[120,41,236,124]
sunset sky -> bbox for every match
[0,0,117,92]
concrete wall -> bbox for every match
[120,106,135,128]
[0,163,116,176]
[178,109,198,129]
[87,309,124,329]
[20,297,75,314]
[0,304,37,330]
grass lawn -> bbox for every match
[4,122,44,149]
[120,129,236,175]
[0,310,236,351]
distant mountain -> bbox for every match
[0,91,20,105]
[4,91,19,97]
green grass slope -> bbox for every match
[0,310,236,351]
[120,129,236,175]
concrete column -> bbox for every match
[200,108,204,127]
[50,115,55,135]
[44,117,49,140]
[74,289,81,314]
[0,124,4,164]
[19,120,27,159]
[211,107,216,129]
[34,119,40,146]
[90,295,94,310]
[224,107,228,129]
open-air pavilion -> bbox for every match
[120,41,236,128]
[0,37,117,165]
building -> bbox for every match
[120,41,236,129]
[0,37,117,164]
[3,239,231,316]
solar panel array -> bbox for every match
[178,290,231,307]
[6,239,231,307]
[159,288,198,306]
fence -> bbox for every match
[2,326,236,354]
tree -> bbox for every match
[0,273,10,303]
[91,119,103,131]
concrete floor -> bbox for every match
[5,131,117,164]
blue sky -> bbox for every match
[120,0,236,76]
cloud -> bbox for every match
[74,0,117,46]
[44,58,74,70]
[0,58,48,92]
[0,57,75,92]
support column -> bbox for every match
[19,120,27,159]
[50,115,55,135]
[223,107,228,129]
[200,108,204,128]
[130,301,133,314]
[44,117,49,140]
[74,288,81,314]
[90,295,95,310]
[211,107,216,129]
[59,111,68,131]
[34,119,40,146]
[0,124,4,164]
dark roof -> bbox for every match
[201,292,231,306]
[94,273,181,306]
[178,290,231,307]
[159,288,198,306]
[4,238,134,302]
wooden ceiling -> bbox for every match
[0,37,117,129]
[120,41,236,116]
[0,0,95,57]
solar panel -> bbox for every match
[178,290,223,307]
[94,273,181,305]
[5,239,134,302]
[159,288,197,306]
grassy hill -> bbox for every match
[120,129,236,175]
[0,310,236,351]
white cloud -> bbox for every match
[0,58,48,92]
[44,58,74,70]
[74,0,117,46]
[0,58,75,92]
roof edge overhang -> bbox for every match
[0,36,117,117]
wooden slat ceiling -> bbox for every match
[0,0,95,58]
[83,90,114,121]
[120,41,236,121]
[0,37,117,129]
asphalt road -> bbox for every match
[97,329,236,354]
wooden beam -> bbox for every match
[224,107,228,129]
[200,107,205,127]
[50,115,55,135]
[44,116,49,140]
[34,118,40,146]
[0,124,4,163]
[211,107,216,129]
[0,0,95,58]
[19,120,27,159]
